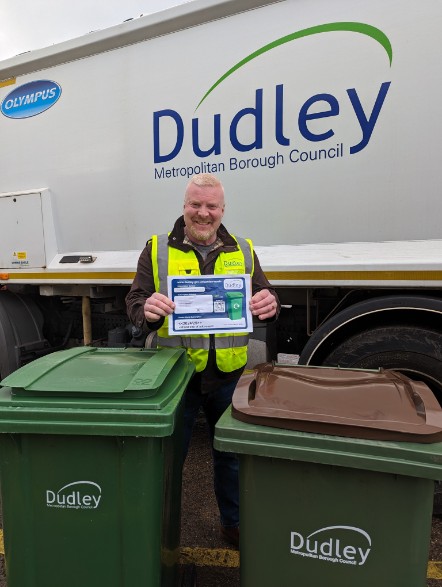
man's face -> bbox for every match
[183,183,225,245]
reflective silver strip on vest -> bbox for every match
[156,233,169,296]
[157,335,249,349]
[234,236,253,274]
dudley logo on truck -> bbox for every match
[152,22,392,178]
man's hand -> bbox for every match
[249,288,277,320]
[144,292,175,323]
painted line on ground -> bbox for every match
[429,562,442,580]
[180,546,239,568]
[180,544,442,579]
[0,531,439,578]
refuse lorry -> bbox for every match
[0,346,195,587]
[2,0,442,413]
[214,363,442,587]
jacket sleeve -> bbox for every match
[125,243,164,330]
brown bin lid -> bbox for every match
[232,364,442,442]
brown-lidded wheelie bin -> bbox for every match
[214,363,442,587]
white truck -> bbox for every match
[1,0,442,403]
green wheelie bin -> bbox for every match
[214,363,442,587]
[0,346,195,587]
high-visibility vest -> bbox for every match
[151,233,254,373]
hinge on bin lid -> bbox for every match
[125,348,185,395]
[0,347,93,389]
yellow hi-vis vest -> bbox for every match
[151,233,254,373]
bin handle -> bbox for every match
[232,372,256,411]
[392,371,426,418]
[125,347,185,392]
[0,346,93,389]
[270,369,397,390]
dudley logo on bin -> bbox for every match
[290,525,372,566]
[46,480,102,510]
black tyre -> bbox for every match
[0,291,47,379]
[322,325,442,404]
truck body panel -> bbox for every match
[1,0,442,406]
[0,0,441,253]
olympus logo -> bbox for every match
[290,525,372,566]
[46,481,102,510]
[1,80,61,119]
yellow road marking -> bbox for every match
[180,546,239,568]
[429,562,442,580]
[0,530,439,577]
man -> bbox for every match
[126,173,279,548]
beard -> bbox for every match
[187,223,216,243]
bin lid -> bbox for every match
[231,363,442,443]
[0,347,194,436]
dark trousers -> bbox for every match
[183,377,240,528]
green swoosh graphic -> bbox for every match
[195,22,392,111]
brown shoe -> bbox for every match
[220,525,239,549]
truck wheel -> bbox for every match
[0,291,47,379]
[321,325,442,404]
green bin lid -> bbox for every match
[0,347,195,437]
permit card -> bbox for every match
[167,274,253,335]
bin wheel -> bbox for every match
[179,563,197,587]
